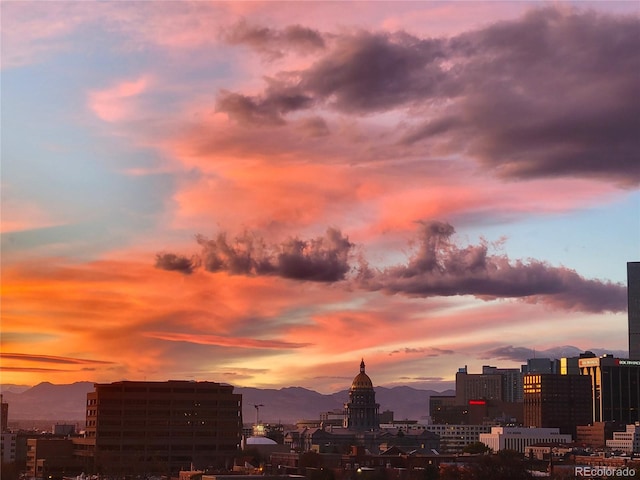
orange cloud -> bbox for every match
[1,253,351,386]
[144,331,311,349]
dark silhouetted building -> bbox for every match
[429,396,459,424]
[629,262,640,359]
[455,366,502,403]
[482,365,523,402]
[523,373,592,436]
[27,438,84,479]
[1,395,8,432]
[523,358,557,374]
[75,380,242,474]
[344,360,379,431]
[431,366,523,425]
[53,424,76,436]
[579,356,640,423]
[429,396,523,425]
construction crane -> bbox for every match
[254,404,264,425]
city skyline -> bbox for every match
[1,1,639,393]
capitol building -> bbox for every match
[344,359,380,431]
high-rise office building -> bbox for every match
[76,380,242,475]
[579,356,640,424]
[455,366,502,403]
[629,262,640,359]
[523,373,592,436]
[482,365,523,402]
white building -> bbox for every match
[0,432,17,463]
[423,424,492,453]
[606,424,640,453]
[479,427,571,453]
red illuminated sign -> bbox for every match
[468,400,486,405]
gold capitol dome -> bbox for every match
[351,358,374,390]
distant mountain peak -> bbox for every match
[0,382,453,424]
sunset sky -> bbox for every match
[1,1,639,394]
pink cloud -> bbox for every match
[0,199,62,234]
[88,76,151,122]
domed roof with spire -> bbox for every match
[351,358,374,390]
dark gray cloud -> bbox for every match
[216,88,313,126]
[276,227,353,281]
[223,21,325,59]
[156,228,354,282]
[419,8,640,185]
[358,220,627,313]
[220,7,640,184]
[299,31,447,113]
[157,221,626,313]
[482,344,629,362]
[155,252,196,274]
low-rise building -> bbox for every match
[479,427,571,453]
[606,424,640,453]
[52,424,76,436]
[524,442,578,460]
[422,424,492,453]
[576,422,626,448]
[26,438,84,479]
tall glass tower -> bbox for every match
[629,262,640,359]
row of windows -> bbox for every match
[89,408,240,416]
[92,398,235,406]
[96,430,240,438]
[95,388,235,396]
[92,444,226,452]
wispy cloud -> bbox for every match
[88,76,152,122]
[388,347,455,357]
[223,21,325,59]
[0,353,115,365]
[144,331,311,349]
